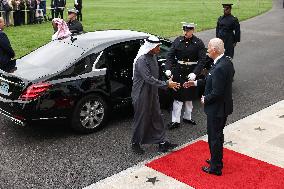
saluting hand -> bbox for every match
[168,76,181,91]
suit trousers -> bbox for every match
[206,115,227,172]
[222,35,235,59]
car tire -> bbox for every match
[71,94,109,133]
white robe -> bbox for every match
[131,54,168,144]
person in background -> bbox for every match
[19,0,25,25]
[12,0,21,26]
[131,35,180,155]
[66,8,83,34]
[1,0,11,26]
[0,17,15,71]
[184,38,235,176]
[54,0,65,19]
[26,0,36,24]
[51,18,71,40]
[50,0,55,19]
[35,0,43,23]
[165,22,206,130]
[74,0,82,21]
[39,0,46,21]
[216,3,240,59]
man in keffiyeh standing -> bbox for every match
[131,35,180,154]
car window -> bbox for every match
[59,52,100,77]
[73,53,99,75]
[94,51,106,69]
[107,40,140,81]
[13,41,84,80]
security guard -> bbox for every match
[166,22,206,129]
[67,8,83,34]
[216,3,240,59]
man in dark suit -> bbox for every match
[184,38,235,176]
[216,3,240,59]
[0,17,15,72]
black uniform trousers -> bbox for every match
[221,33,235,58]
[207,115,227,172]
[55,8,64,19]
[27,9,35,24]
[50,7,55,19]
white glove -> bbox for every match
[187,73,196,81]
[165,70,172,77]
[201,95,205,104]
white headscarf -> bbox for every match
[133,35,160,77]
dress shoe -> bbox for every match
[183,118,197,125]
[158,141,178,152]
[206,159,211,164]
[167,122,180,130]
[131,143,144,155]
[201,166,222,176]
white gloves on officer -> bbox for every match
[165,70,172,77]
[187,73,196,81]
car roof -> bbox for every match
[9,30,150,80]
[60,30,150,52]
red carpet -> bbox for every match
[146,140,284,189]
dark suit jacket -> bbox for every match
[54,0,65,8]
[198,55,235,117]
[26,0,36,9]
[0,30,15,69]
[67,19,83,33]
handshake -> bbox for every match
[167,76,180,91]
[165,70,196,89]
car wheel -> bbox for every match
[71,94,109,133]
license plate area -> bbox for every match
[0,81,11,96]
